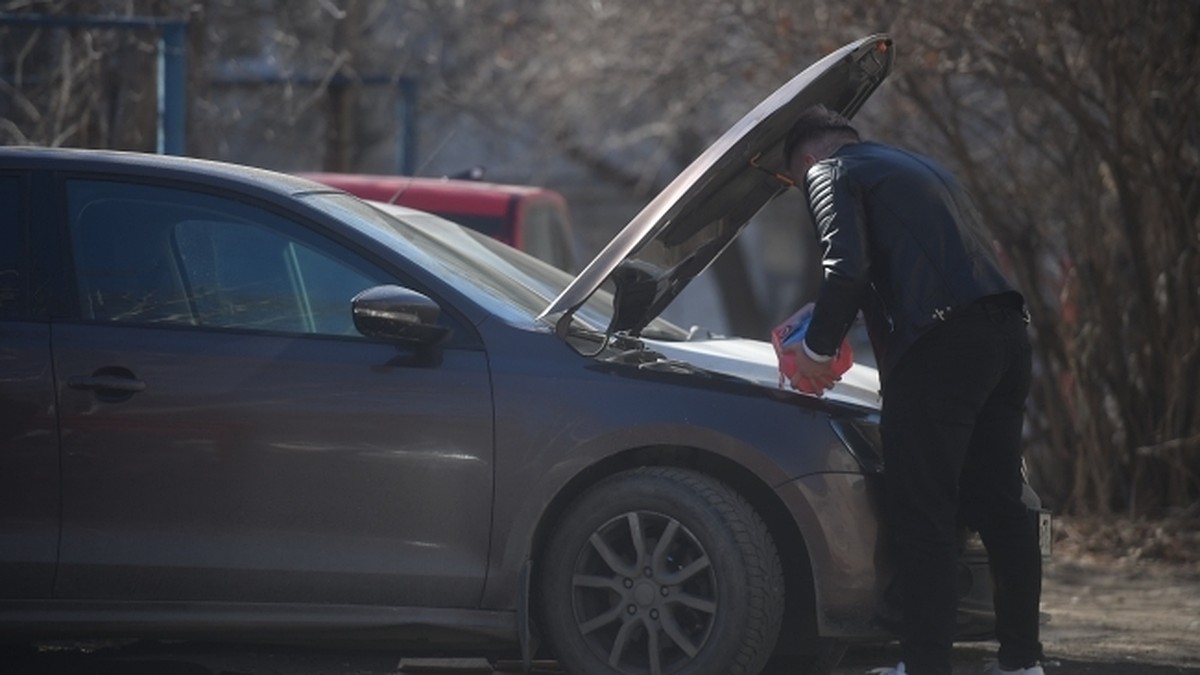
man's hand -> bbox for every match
[782,343,841,394]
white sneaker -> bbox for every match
[867,663,906,675]
[984,662,1045,675]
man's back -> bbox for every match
[805,141,1016,377]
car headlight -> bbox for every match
[830,415,884,473]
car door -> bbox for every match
[51,176,494,608]
[0,171,60,599]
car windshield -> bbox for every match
[303,194,688,340]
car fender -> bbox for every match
[481,368,864,611]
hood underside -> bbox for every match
[539,35,894,336]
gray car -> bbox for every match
[0,35,1042,675]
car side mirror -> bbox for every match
[351,285,451,345]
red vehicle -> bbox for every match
[301,172,580,271]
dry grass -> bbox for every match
[1051,515,1200,576]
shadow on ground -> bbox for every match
[836,643,1200,675]
[3,641,1198,675]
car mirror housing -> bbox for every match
[351,285,451,345]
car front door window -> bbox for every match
[68,181,380,336]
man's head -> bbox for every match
[783,105,861,180]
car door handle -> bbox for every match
[68,374,147,394]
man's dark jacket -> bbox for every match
[802,141,1020,383]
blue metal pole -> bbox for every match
[158,22,187,155]
[396,77,418,175]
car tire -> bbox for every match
[539,466,784,675]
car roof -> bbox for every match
[0,146,331,198]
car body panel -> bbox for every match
[0,154,504,611]
[52,323,494,606]
[0,601,518,648]
[646,336,883,409]
[0,322,59,599]
[471,318,876,612]
[777,473,885,637]
[0,168,60,599]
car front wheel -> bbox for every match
[539,466,784,675]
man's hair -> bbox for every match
[783,105,860,162]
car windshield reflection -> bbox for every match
[305,193,689,340]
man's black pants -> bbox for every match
[881,302,1043,675]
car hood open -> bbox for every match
[538,35,894,335]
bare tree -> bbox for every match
[466,0,1200,515]
[855,0,1199,516]
[0,0,185,149]
[5,0,1194,517]
[436,0,847,334]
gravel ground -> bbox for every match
[833,515,1200,674]
[831,557,1200,674]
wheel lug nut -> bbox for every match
[660,586,670,596]
[624,578,634,589]
[627,605,637,615]
[650,609,659,620]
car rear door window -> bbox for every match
[67,180,386,336]
[0,172,59,600]
[0,177,24,320]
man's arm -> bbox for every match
[803,159,871,358]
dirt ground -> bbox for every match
[5,517,1198,674]
[1023,516,1200,672]
[831,515,1200,674]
